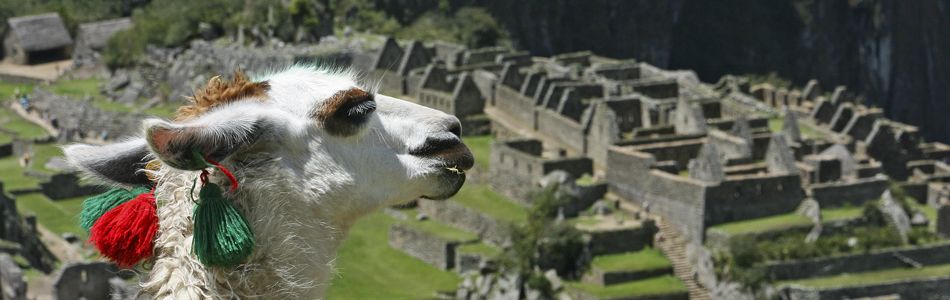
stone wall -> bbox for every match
[53,262,119,300]
[389,224,469,270]
[418,199,514,245]
[586,220,657,255]
[0,254,25,300]
[809,176,888,208]
[569,289,689,300]
[782,276,950,300]
[40,173,102,200]
[607,147,708,242]
[493,84,536,126]
[704,174,802,226]
[629,138,704,170]
[0,184,55,272]
[489,139,593,204]
[766,242,950,281]
[583,266,673,286]
[535,109,587,155]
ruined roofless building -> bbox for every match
[76,18,132,51]
[3,13,72,65]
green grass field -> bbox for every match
[0,155,41,191]
[591,247,671,272]
[399,215,479,242]
[0,82,34,99]
[327,211,461,299]
[450,183,527,224]
[567,275,686,298]
[462,135,491,170]
[710,206,864,236]
[0,107,49,140]
[781,263,950,288]
[14,193,85,237]
[457,242,501,257]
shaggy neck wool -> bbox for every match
[141,163,355,299]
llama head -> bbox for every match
[65,65,474,218]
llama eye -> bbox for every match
[315,88,376,136]
[339,98,376,123]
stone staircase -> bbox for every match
[655,218,711,300]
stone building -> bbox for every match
[3,13,72,65]
[75,18,132,51]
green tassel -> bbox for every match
[79,186,150,232]
[192,183,254,267]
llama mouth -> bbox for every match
[410,138,475,172]
[420,170,466,200]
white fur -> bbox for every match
[66,66,465,299]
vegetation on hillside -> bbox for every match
[501,184,587,298]
[98,0,510,68]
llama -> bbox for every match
[64,66,474,299]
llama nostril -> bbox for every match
[448,122,461,138]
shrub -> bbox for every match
[501,183,587,298]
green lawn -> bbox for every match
[821,206,863,222]
[567,275,686,298]
[457,242,502,257]
[769,117,826,139]
[575,173,599,186]
[29,144,62,173]
[571,215,604,227]
[0,108,49,140]
[591,247,671,272]
[781,263,950,288]
[0,155,41,191]
[327,211,461,299]
[14,193,85,237]
[143,102,180,119]
[399,217,479,242]
[450,183,527,224]
[462,135,491,170]
[710,206,865,236]
[47,79,103,100]
[0,82,34,99]
[910,201,937,230]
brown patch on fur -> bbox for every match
[176,71,270,121]
[312,87,373,122]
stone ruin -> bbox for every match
[363,37,950,298]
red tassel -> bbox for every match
[89,191,159,267]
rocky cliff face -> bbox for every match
[474,0,950,143]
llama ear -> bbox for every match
[143,116,264,171]
[63,139,152,186]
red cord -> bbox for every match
[204,157,239,192]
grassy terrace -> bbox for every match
[0,107,49,140]
[328,211,460,299]
[768,117,826,139]
[450,183,527,224]
[398,210,479,242]
[0,153,41,191]
[709,206,863,235]
[457,242,502,257]
[29,144,62,173]
[567,275,686,298]
[591,247,670,272]
[463,135,491,169]
[14,193,85,238]
[781,263,950,289]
